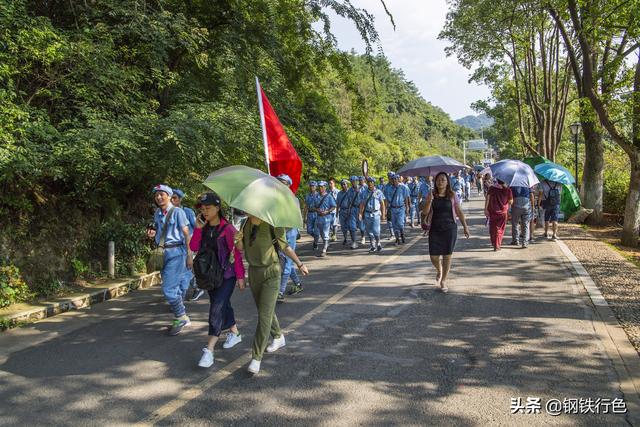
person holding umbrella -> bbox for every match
[485,179,513,251]
[203,166,309,374]
[235,215,309,374]
[422,172,470,292]
[538,179,562,240]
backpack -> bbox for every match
[193,223,228,290]
[545,183,561,207]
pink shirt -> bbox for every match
[189,217,245,280]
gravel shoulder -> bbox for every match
[560,223,640,355]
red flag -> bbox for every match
[256,77,303,193]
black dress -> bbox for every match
[428,195,458,256]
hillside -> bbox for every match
[455,114,494,130]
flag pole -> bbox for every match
[255,76,271,174]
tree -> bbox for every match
[548,0,640,246]
[440,0,573,160]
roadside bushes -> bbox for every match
[603,145,630,216]
[87,218,151,276]
[0,264,32,308]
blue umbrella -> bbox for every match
[489,160,539,187]
[534,162,575,185]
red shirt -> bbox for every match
[487,185,512,214]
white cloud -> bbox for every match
[322,0,491,119]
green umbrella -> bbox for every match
[203,165,303,228]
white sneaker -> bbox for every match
[223,332,242,349]
[266,335,286,353]
[248,358,261,374]
[198,348,214,368]
[360,236,366,245]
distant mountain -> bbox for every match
[455,113,494,130]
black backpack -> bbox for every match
[193,224,228,290]
[544,183,561,208]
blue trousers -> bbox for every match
[358,214,366,235]
[207,276,236,336]
[306,213,317,237]
[364,214,381,246]
[390,207,406,235]
[280,228,300,294]
[339,209,356,242]
[314,215,332,246]
[409,199,418,224]
[161,246,189,318]
[349,207,360,234]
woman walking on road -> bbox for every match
[485,179,513,251]
[234,215,309,374]
[190,192,245,368]
[422,172,470,293]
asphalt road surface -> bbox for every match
[0,195,636,426]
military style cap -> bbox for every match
[318,181,328,187]
[341,178,349,185]
[366,176,376,183]
[173,188,185,199]
[309,180,318,186]
[152,184,173,197]
[350,175,358,182]
[387,171,395,177]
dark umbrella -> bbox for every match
[397,155,469,177]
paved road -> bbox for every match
[0,195,636,426]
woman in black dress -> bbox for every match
[421,171,470,292]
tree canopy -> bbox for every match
[0,0,470,286]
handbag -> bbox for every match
[146,207,175,273]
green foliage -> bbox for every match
[30,278,68,299]
[0,0,469,294]
[70,258,92,280]
[88,219,151,275]
[603,145,630,216]
[0,264,32,308]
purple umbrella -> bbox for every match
[398,155,469,177]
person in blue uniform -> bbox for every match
[172,188,205,302]
[356,176,367,244]
[418,177,431,234]
[385,174,411,245]
[359,177,386,253]
[407,177,420,228]
[382,172,396,239]
[451,171,464,204]
[328,178,339,242]
[314,181,337,257]
[377,176,386,191]
[275,174,303,302]
[336,179,355,246]
[347,176,361,249]
[303,181,319,248]
[147,184,193,336]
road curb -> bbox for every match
[0,272,161,331]
[556,238,640,416]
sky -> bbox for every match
[324,0,491,120]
